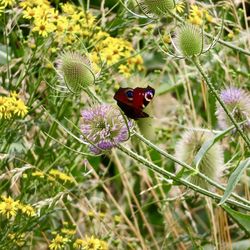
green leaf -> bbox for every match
[219,158,250,205]
[223,205,250,235]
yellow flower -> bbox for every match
[60,2,75,15]
[190,5,203,18]
[58,173,74,183]
[189,15,203,26]
[32,170,45,178]
[118,65,131,78]
[175,1,185,14]
[228,31,234,39]
[1,0,15,7]
[19,204,36,217]
[19,0,50,9]
[49,234,69,250]
[114,215,122,223]
[0,196,19,219]
[61,228,76,236]
[32,18,56,37]
[8,233,26,247]
[188,5,213,26]
[13,99,28,117]
[73,239,85,249]
[49,169,74,183]
[0,92,28,119]
[73,236,108,250]
[204,10,213,22]
[10,91,18,99]
[23,7,36,19]
[0,5,4,14]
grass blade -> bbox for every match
[219,158,250,205]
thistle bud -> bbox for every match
[139,0,175,17]
[57,51,95,93]
[175,130,224,189]
[175,24,203,57]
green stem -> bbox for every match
[118,144,250,211]
[85,87,102,104]
[133,130,250,207]
[192,57,250,150]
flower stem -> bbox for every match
[118,144,250,211]
[192,57,250,150]
[133,130,250,207]
[84,87,102,104]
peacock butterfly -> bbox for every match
[113,85,155,119]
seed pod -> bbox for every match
[175,24,203,57]
[57,51,95,93]
[139,0,175,17]
[175,129,224,189]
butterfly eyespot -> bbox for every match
[145,91,154,102]
[126,89,134,101]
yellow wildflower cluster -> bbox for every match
[8,232,26,247]
[0,0,15,15]
[21,0,95,42]
[49,169,75,183]
[0,92,28,119]
[61,222,77,236]
[61,228,76,236]
[90,34,144,77]
[87,210,106,220]
[20,0,144,77]
[188,5,213,26]
[49,234,69,250]
[0,196,36,219]
[175,1,185,14]
[32,170,45,178]
[73,236,108,250]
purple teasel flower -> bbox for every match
[216,87,250,131]
[81,104,132,154]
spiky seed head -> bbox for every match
[139,0,175,17]
[175,25,203,57]
[216,87,250,131]
[81,104,132,154]
[175,130,224,189]
[57,51,95,93]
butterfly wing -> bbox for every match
[133,86,155,110]
[114,86,155,119]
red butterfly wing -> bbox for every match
[114,86,155,119]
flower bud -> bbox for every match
[139,0,175,17]
[175,24,203,57]
[175,129,224,189]
[57,51,95,93]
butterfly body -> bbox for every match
[114,86,155,119]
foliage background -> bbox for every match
[0,0,250,249]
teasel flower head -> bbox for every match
[81,104,131,154]
[216,87,250,131]
[175,129,224,189]
[174,24,203,57]
[57,51,95,93]
[138,0,175,17]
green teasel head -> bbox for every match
[175,24,203,57]
[57,51,95,93]
[139,0,175,17]
[175,129,224,189]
